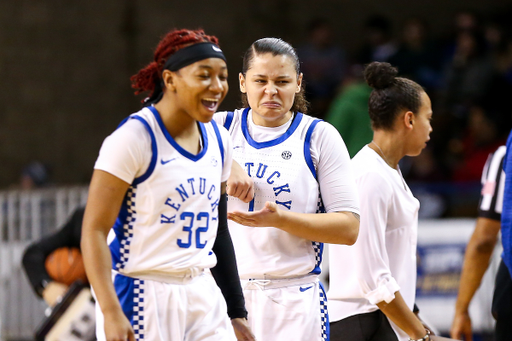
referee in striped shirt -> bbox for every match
[450,145,511,341]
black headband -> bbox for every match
[163,42,226,71]
[143,42,226,107]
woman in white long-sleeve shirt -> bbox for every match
[328,61,435,341]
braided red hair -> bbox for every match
[131,29,220,96]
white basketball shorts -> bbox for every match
[242,275,329,341]
[95,272,236,341]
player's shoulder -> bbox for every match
[206,119,230,139]
[107,108,153,145]
[213,108,245,126]
[352,147,385,178]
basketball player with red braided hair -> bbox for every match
[81,28,255,341]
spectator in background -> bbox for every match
[297,18,346,118]
[22,207,85,306]
[325,64,373,158]
[435,31,496,172]
[440,10,482,65]
[451,104,507,183]
[356,15,397,64]
[441,30,495,120]
[20,161,50,190]
[388,17,442,93]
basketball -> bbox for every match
[45,247,88,286]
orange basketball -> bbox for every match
[45,247,88,286]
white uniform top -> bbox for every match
[94,106,232,282]
[213,108,359,279]
[328,146,420,340]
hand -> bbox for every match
[450,311,472,340]
[42,281,68,306]
[228,201,281,228]
[103,309,135,341]
[231,318,256,341]
[227,162,254,203]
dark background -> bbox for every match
[1,0,510,190]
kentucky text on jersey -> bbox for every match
[161,177,220,224]
[244,162,292,210]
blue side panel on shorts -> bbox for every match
[114,274,145,340]
[319,282,330,341]
[304,119,322,179]
[110,186,137,271]
[310,241,324,275]
[224,111,234,130]
[211,120,224,164]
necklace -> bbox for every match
[370,141,408,191]
[370,141,395,169]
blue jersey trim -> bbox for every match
[310,241,324,274]
[304,119,322,179]
[224,111,234,130]
[210,120,224,164]
[319,281,330,341]
[110,204,128,269]
[131,115,158,186]
[148,105,208,162]
[110,186,137,271]
[241,108,304,149]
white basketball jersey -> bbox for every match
[217,108,324,279]
[108,106,228,280]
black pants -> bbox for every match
[330,310,398,341]
[492,260,512,341]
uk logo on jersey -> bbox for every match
[281,151,292,160]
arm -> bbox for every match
[450,217,500,341]
[353,170,428,339]
[228,122,360,245]
[81,170,135,341]
[211,183,255,341]
[228,203,358,244]
[22,207,84,305]
[377,291,427,339]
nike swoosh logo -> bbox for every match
[233,146,243,149]
[299,286,313,292]
[161,158,176,165]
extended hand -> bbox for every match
[228,201,281,228]
[231,318,256,341]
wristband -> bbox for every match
[409,329,430,341]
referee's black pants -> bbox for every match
[492,260,512,341]
[330,310,398,341]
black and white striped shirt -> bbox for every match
[479,145,506,221]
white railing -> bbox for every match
[0,186,88,341]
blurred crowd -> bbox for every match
[298,9,512,218]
